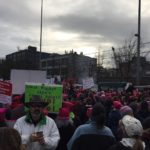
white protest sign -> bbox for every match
[82,77,94,89]
[11,69,46,94]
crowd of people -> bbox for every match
[0,82,150,150]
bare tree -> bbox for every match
[112,35,137,80]
[96,46,105,82]
[97,46,104,67]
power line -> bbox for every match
[142,41,150,45]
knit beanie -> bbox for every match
[120,106,133,117]
[57,108,70,120]
[113,101,122,109]
[122,115,143,137]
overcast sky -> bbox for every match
[0,0,150,62]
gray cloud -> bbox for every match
[0,0,150,59]
[48,13,137,45]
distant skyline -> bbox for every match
[1,0,150,64]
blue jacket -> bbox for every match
[67,121,115,150]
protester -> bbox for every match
[109,115,146,150]
[67,102,115,150]
[0,127,25,150]
[108,100,122,138]
[116,106,134,141]
[120,105,133,117]
[0,106,7,127]
[138,101,150,123]
[129,102,140,120]
[55,107,75,150]
[11,94,26,120]
[85,107,93,123]
[142,117,150,150]
[14,95,60,150]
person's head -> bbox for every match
[121,115,143,137]
[0,127,22,150]
[129,102,139,114]
[113,100,122,110]
[56,107,72,127]
[57,107,70,120]
[86,107,93,119]
[142,116,150,130]
[120,106,133,117]
[25,95,48,122]
[91,102,106,129]
[140,100,148,111]
[120,115,144,150]
[142,117,150,141]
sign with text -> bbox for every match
[0,81,12,104]
[25,83,63,112]
[82,77,95,89]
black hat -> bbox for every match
[25,95,48,108]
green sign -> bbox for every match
[25,83,63,112]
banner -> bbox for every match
[25,83,63,112]
[0,81,12,104]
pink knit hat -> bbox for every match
[62,101,74,111]
[113,101,122,109]
[120,106,133,116]
[57,108,70,120]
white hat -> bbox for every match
[122,115,143,137]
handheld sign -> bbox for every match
[25,83,63,112]
[0,81,12,104]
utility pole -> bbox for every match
[97,47,101,82]
[39,0,43,69]
[136,0,141,85]
[112,47,117,68]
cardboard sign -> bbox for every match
[0,81,12,104]
[25,83,63,112]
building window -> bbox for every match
[41,61,46,67]
[47,60,52,66]
[47,69,51,75]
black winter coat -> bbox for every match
[71,134,116,150]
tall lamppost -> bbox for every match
[39,0,43,69]
[136,0,141,85]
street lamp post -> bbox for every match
[39,0,43,69]
[136,0,141,85]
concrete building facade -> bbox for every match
[6,46,51,70]
[41,51,97,83]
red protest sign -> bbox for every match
[0,81,12,104]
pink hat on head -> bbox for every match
[113,101,122,109]
[120,106,133,116]
[57,108,70,120]
[62,101,74,111]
